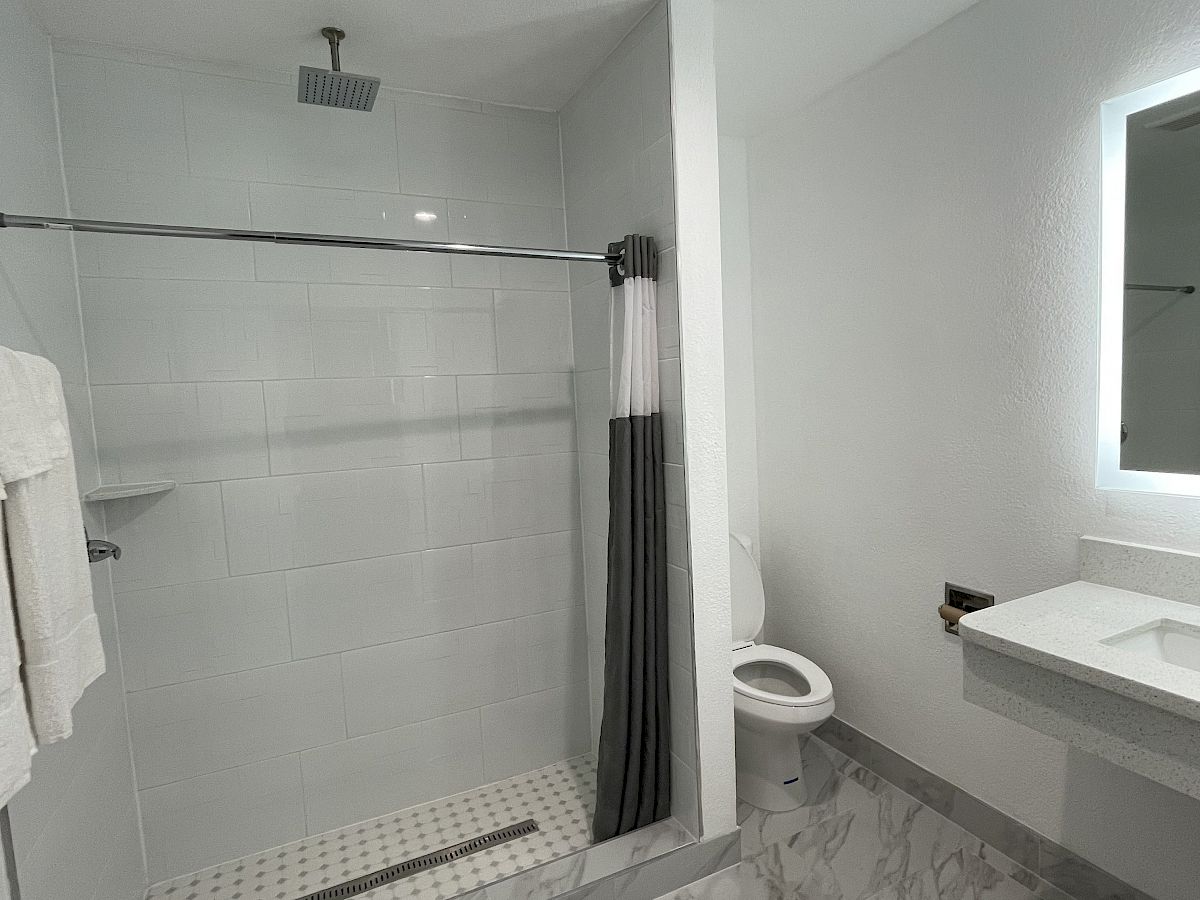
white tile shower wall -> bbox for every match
[559,0,699,837]
[0,8,146,899]
[53,44,593,881]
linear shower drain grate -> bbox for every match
[297,819,540,900]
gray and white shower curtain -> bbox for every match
[592,235,670,842]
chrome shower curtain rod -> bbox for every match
[0,213,623,266]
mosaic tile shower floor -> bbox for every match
[146,754,596,900]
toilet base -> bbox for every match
[735,721,807,811]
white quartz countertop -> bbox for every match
[958,580,1200,724]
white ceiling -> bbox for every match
[715,0,982,136]
[24,0,656,110]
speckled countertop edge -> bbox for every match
[958,580,1200,723]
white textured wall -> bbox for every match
[717,134,760,555]
[744,2,1200,898]
[559,0,701,836]
[0,4,145,899]
[52,41,591,883]
[667,0,737,840]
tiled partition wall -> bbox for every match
[50,42,591,883]
[559,2,699,836]
[0,8,146,900]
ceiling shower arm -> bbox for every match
[322,26,345,72]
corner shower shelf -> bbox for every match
[82,481,176,502]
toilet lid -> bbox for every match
[729,535,765,644]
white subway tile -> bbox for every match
[249,183,446,239]
[395,101,503,202]
[54,53,186,175]
[264,377,460,475]
[81,278,312,384]
[479,683,590,781]
[92,382,269,483]
[478,103,558,125]
[633,133,676,247]
[656,248,680,359]
[457,374,575,459]
[636,14,672,149]
[105,484,229,591]
[667,563,694,671]
[470,532,583,623]
[423,454,579,547]
[286,549,476,658]
[138,755,306,883]
[450,256,568,292]
[222,467,426,575]
[513,607,589,694]
[341,623,518,736]
[65,161,240,267]
[299,710,484,835]
[11,715,141,897]
[184,74,399,192]
[127,656,345,788]
[665,463,689,571]
[671,753,699,840]
[65,168,250,227]
[669,662,697,770]
[569,276,613,372]
[659,358,684,465]
[447,200,565,247]
[73,232,256,282]
[116,574,290,690]
[579,451,609,539]
[582,529,608,654]
[396,101,562,207]
[253,243,452,288]
[494,291,573,373]
[309,284,497,377]
[573,369,610,455]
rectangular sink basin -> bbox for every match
[1102,619,1200,673]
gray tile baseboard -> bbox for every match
[815,717,1156,900]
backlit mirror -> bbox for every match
[1099,67,1200,495]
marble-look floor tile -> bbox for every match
[751,784,974,900]
[738,737,887,859]
[654,862,778,899]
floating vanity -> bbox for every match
[959,538,1200,799]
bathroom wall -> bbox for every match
[559,0,700,836]
[1121,148,1200,474]
[743,1,1200,897]
[717,134,760,555]
[0,4,146,899]
[50,40,591,882]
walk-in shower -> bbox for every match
[0,3,699,899]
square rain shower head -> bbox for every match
[298,66,380,112]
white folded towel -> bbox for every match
[0,512,35,805]
[0,347,69,490]
[0,349,105,763]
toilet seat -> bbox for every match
[732,644,833,708]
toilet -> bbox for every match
[730,534,835,811]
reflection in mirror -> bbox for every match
[1099,66,1200,495]
[1123,94,1200,474]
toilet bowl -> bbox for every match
[729,535,835,811]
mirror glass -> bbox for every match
[1123,95,1200,474]
[1099,68,1200,495]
